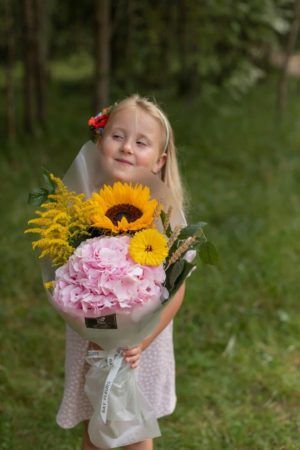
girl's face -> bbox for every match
[98,106,167,181]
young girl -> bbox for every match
[56,95,187,450]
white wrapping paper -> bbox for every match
[85,350,160,448]
[43,287,163,447]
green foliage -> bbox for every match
[167,259,185,291]
[0,0,296,101]
[110,0,294,96]
[164,217,218,298]
[199,241,219,266]
[27,169,56,206]
[177,222,207,240]
[166,259,194,300]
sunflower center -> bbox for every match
[145,245,153,252]
[106,204,143,225]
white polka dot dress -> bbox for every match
[56,322,176,429]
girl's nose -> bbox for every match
[121,140,133,154]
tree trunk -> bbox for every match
[94,0,111,110]
[177,0,189,95]
[33,0,47,127]
[22,0,37,133]
[126,0,134,67]
[277,0,300,117]
[160,4,171,77]
[4,0,16,142]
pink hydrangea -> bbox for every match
[53,236,167,316]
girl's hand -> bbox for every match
[122,344,143,369]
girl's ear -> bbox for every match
[152,153,167,174]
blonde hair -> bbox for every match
[105,94,186,213]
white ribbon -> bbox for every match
[86,349,124,424]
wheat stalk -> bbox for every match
[163,206,173,232]
[152,203,162,225]
[167,225,182,248]
[165,235,196,269]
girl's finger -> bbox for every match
[125,356,140,368]
[123,347,140,357]
[125,354,139,362]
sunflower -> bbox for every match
[129,229,168,266]
[89,182,159,233]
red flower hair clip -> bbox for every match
[88,106,112,135]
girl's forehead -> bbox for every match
[109,106,161,134]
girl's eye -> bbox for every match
[113,134,123,140]
[136,140,147,146]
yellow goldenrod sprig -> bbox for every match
[25,174,93,266]
[44,281,55,290]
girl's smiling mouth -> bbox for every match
[115,158,134,165]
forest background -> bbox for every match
[1,1,300,449]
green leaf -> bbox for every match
[27,188,50,206]
[169,259,185,289]
[178,222,207,240]
[166,260,195,300]
[42,168,56,193]
[199,241,219,266]
[27,168,57,207]
[160,209,167,224]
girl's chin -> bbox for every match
[109,166,136,182]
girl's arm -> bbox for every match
[123,282,186,368]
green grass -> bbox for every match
[1,67,300,449]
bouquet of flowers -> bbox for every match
[25,144,218,448]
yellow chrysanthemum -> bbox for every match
[129,229,168,266]
[89,182,159,233]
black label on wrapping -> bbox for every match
[85,314,118,330]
